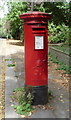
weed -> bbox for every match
[51,58,59,64]
[7,64,15,67]
[5,58,15,61]
[53,45,70,55]
[56,64,67,71]
[48,90,53,96]
[48,90,54,100]
[48,52,52,57]
[49,55,59,64]
[13,87,34,116]
[13,87,25,92]
[48,53,71,74]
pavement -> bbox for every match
[0,39,70,119]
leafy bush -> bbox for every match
[0,32,7,38]
[7,2,26,40]
[48,23,69,43]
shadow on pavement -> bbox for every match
[9,41,23,46]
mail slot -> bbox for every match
[20,12,51,105]
[32,28,45,31]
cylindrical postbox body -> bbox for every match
[20,12,51,105]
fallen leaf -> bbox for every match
[58,88,60,90]
[10,100,12,103]
[60,99,64,103]
[21,115,25,118]
[28,112,32,116]
[60,96,63,98]
[42,106,46,110]
[11,104,14,107]
[66,109,69,111]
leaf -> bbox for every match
[14,105,18,109]
[60,99,64,103]
[60,95,63,98]
[11,104,14,107]
[24,104,31,110]
[66,109,69,111]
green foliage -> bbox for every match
[49,53,71,74]
[7,64,15,67]
[53,45,70,55]
[48,23,69,43]
[7,2,27,40]
[48,53,59,63]
[0,18,7,38]
[13,87,34,116]
[6,2,70,45]
[13,87,25,92]
[56,61,71,74]
[48,90,54,100]
[56,64,68,71]
[48,90,53,96]
[5,58,15,61]
[50,57,59,64]
[34,2,69,26]
[6,2,69,42]
[67,28,71,45]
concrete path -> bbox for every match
[5,40,21,118]
[0,39,69,119]
[0,39,21,119]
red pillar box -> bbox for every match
[20,12,51,105]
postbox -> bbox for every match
[20,12,51,105]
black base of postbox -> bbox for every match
[25,85,48,105]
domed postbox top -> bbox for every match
[20,11,51,19]
[20,11,51,23]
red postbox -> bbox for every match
[20,12,51,105]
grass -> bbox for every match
[48,90,54,100]
[48,52,71,74]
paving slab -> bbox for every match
[5,39,25,118]
[5,56,20,118]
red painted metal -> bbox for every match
[20,12,51,86]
